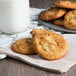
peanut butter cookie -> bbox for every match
[31,29,67,60]
[39,7,66,21]
[64,10,76,30]
[12,38,35,55]
[55,0,76,9]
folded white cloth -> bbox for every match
[0,34,76,73]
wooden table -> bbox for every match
[0,0,76,76]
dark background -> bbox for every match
[30,0,56,8]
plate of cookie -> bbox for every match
[11,29,68,61]
[0,29,76,73]
[39,0,76,33]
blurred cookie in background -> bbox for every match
[53,17,64,26]
[39,7,66,21]
[64,10,76,30]
[55,0,76,9]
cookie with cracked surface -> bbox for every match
[30,29,48,35]
[31,29,67,60]
[64,10,76,30]
[39,7,66,21]
[55,0,76,9]
[12,38,36,55]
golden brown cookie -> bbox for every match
[12,38,35,55]
[31,29,67,60]
[55,0,76,9]
[64,10,76,30]
[53,18,64,26]
[39,7,66,21]
[31,29,47,35]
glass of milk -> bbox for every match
[0,0,30,34]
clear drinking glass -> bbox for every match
[0,0,30,34]
[0,0,30,59]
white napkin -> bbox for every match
[0,34,76,73]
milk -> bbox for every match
[0,0,30,34]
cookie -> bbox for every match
[31,29,67,60]
[53,18,64,26]
[55,0,76,9]
[12,38,35,55]
[64,10,76,30]
[39,7,66,21]
[31,29,47,35]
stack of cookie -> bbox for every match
[39,0,76,30]
[12,29,67,60]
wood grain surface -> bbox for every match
[0,0,76,76]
